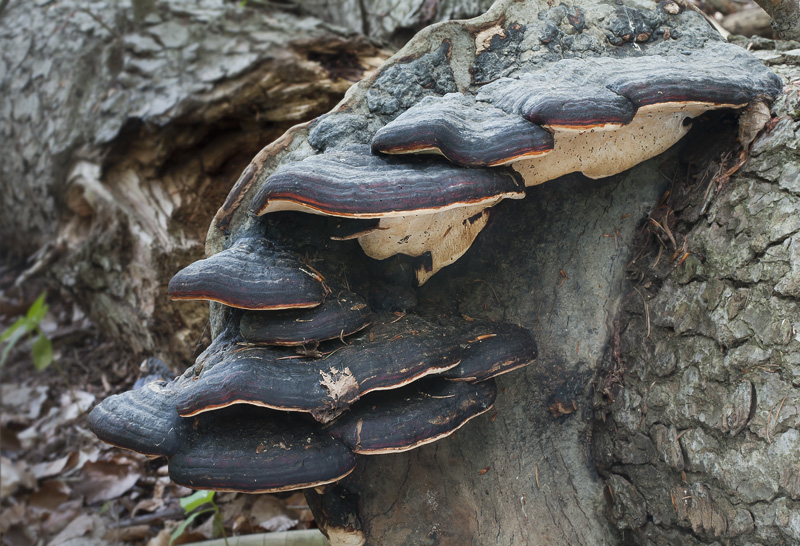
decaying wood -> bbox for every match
[0,0,388,364]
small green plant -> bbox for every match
[0,292,53,370]
[170,490,228,546]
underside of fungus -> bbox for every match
[250,147,525,281]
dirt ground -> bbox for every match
[0,262,318,546]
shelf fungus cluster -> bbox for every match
[90,242,537,492]
[91,0,782,537]
[364,49,779,280]
[222,1,780,284]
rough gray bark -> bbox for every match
[753,0,800,40]
[0,0,387,364]
[293,0,494,46]
[592,59,800,544]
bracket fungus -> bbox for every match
[91,0,783,539]
[91,252,536,492]
[168,411,358,493]
[251,145,525,218]
[442,323,538,382]
[251,145,526,282]
[167,236,327,310]
[326,379,497,454]
[371,49,780,192]
[240,30,779,283]
[89,374,502,493]
[88,379,185,458]
[174,313,532,424]
[239,287,372,346]
[370,94,555,167]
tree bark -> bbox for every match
[754,0,800,40]
[593,61,800,544]
[302,155,676,545]
[292,0,494,46]
[0,0,388,365]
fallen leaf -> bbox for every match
[77,459,141,504]
[131,497,164,518]
[250,495,286,526]
[42,499,82,536]
[0,502,26,533]
[103,524,151,542]
[0,456,36,498]
[146,528,172,546]
[0,426,22,452]
[58,390,95,422]
[285,492,315,523]
[3,524,34,546]
[194,513,218,540]
[478,466,491,475]
[29,480,71,513]
[46,513,93,546]
[0,384,49,424]
[16,420,46,450]
[60,451,82,474]
[231,513,250,533]
[259,514,298,532]
[62,448,99,476]
[31,454,71,479]
[220,493,247,524]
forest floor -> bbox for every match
[0,263,319,546]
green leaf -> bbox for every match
[212,509,225,538]
[32,332,54,371]
[180,490,215,513]
[26,293,48,324]
[0,320,31,368]
[1,316,30,342]
[169,509,214,546]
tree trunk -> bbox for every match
[3,0,794,544]
[592,60,800,544]
[0,0,388,365]
[202,1,788,544]
[302,153,677,545]
[292,0,495,46]
[754,0,800,40]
